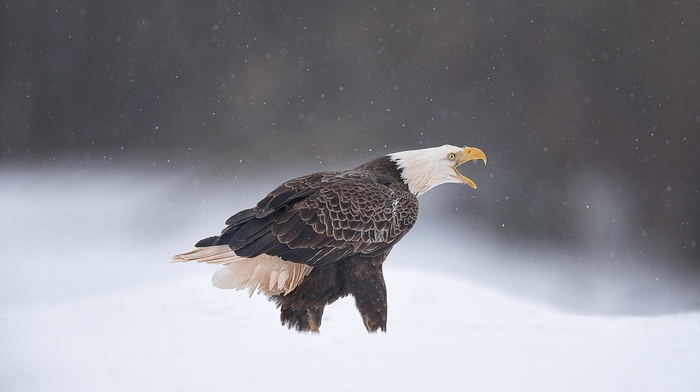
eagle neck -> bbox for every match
[388,150,443,197]
[353,156,407,189]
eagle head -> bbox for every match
[389,144,487,196]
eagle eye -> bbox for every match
[447,153,456,161]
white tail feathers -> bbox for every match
[171,246,313,296]
[171,245,241,265]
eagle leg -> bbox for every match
[307,307,324,333]
[279,305,325,332]
[349,257,388,332]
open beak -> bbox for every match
[454,147,487,189]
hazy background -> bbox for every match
[1,1,698,313]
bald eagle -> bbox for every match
[172,144,486,332]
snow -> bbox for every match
[1,166,699,391]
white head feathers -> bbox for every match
[389,144,487,197]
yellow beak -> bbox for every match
[454,147,487,189]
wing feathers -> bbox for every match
[277,217,308,244]
[184,169,418,268]
[224,208,257,226]
[288,225,323,248]
[235,231,278,258]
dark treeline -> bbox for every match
[2,1,698,272]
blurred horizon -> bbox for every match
[1,163,698,315]
[1,1,698,282]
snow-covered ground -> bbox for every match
[1,166,699,391]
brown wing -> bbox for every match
[199,171,418,266]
